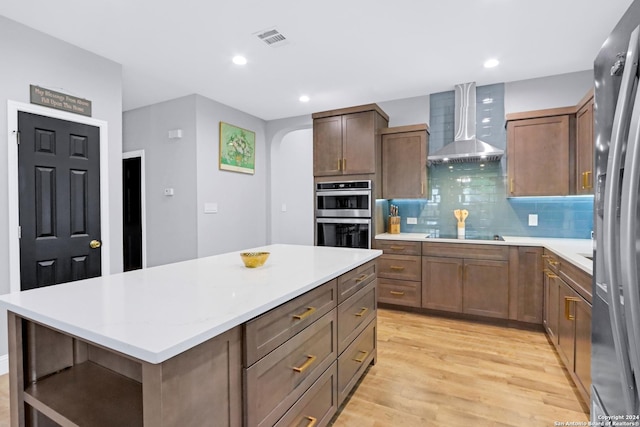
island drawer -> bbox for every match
[337,281,377,354]
[245,310,337,427]
[337,260,376,303]
[377,278,421,308]
[274,362,338,427]
[244,279,337,366]
[337,318,376,406]
[375,240,421,256]
[378,254,421,281]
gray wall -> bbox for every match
[123,96,198,266]
[0,16,123,356]
[195,95,268,257]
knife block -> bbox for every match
[388,216,401,234]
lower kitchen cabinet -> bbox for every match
[422,243,509,319]
[513,246,544,324]
[244,263,377,427]
[376,241,422,308]
[542,249,592,405]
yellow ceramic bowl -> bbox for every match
[240,252,270,268]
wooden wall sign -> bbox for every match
[30,85,92,117]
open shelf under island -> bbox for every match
[0,244,382,427]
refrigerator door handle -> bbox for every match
[620,46,640,412]
[603,24,640,415]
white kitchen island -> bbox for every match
[0,244,382,427]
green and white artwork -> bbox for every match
[219,122,255,174]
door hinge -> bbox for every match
[13,130,20,145]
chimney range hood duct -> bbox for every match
[427,82,504,165]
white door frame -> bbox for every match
[7,100,111,294]
[122,150,147,269]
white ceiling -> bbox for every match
[0,0,634,120]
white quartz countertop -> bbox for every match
[0,244,382,364]
[375,233,593,275]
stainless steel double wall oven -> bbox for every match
[315,180,372,249]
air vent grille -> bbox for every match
[255,28,288,47]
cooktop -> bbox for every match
[426,235,504,241]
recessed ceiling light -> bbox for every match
[232,55,247,65]
[484,58,499,68]
[299,95,310,103]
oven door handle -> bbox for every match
[315,190,371,197]
[316,218,371,224]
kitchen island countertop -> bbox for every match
[375,233,593,275]
[0,244,382,364]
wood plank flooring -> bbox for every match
[0,308,588,426]
[331,308,589,427]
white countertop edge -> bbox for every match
[0,246,383,364]
[375,233,593,275]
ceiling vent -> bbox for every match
[254,28,289,47]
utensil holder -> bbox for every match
[389,216,401,234]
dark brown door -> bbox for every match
[18,112,101,290]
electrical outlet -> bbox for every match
[407,217,418,225]
[528,214,538,226]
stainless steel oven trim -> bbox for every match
[316,209,371,218]
[315,190,372,196]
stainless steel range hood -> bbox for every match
[428,82,504,165]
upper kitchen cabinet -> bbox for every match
[506,107,574,196]
[312,104,389,177]
[380,124,429,199]
[575,89,594,195]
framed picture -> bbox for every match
[219,121,256,174]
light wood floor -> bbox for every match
[0,309,588,427]
[332,308,589,427]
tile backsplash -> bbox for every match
[380,162,594,239]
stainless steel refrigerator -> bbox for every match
[594,0,640,418]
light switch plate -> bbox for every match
[204,203,218,214]
[407,217,418,225]
[528,214,538,226]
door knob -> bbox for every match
[90,240,102,249]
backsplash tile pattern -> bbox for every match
[384,158,593,239]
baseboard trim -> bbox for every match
[0,354,8,375]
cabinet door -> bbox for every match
[382,130,427,199]
[516,247,543,323]
[342,112,376,175]
[422,256,463,312]
[462,259,509,319]
[557,279,576,371]
[574,297,592,401]
[543,270,560,345]
[507,115,570,196]
[576,99,594,195]
[313,116,343,176]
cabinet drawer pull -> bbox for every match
[337,159,342,171]
[355,307,368,317]
[585,170,593,189]
[510,178,514,194]
[548,260,559,266]
[541,254,551,259]
[355,273,369,282]
[292,306,316,320]
[293,355,317,373]
[421,182,425,195]
[305,416,318,427]
[343,158,347,171]
[389,290,405,296]
[564,297,580,321]
[545,272,559,279]
[389,245,405,251]
[353,350,368,363]
[582,171,588,190]
[389,265,405,271]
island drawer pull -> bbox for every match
[355,307,368,317]
[292,306,316,320]
[353,350,368,363]
[305,416,317,427]
[389,265,405,271]
[389,245,405,251]
[293,355,317,373]
[389,290,405,296]
[355,273,369,282]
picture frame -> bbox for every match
[219,121,256,174]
